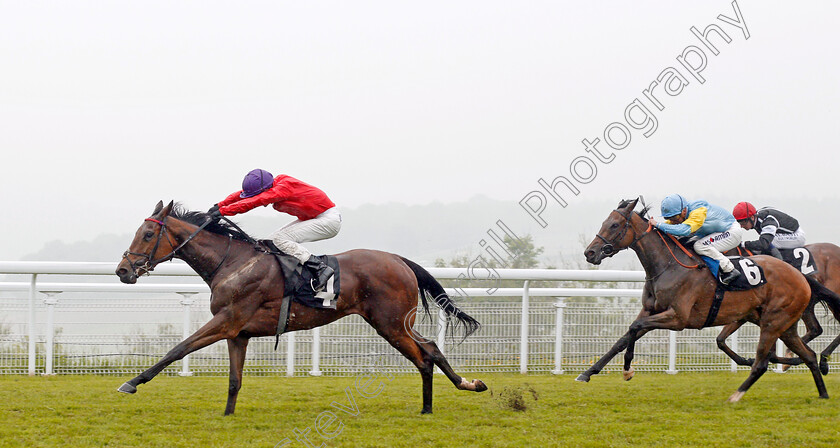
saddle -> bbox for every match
[671,235,765,290]
[670,235,766,327]
[255,240,340,347]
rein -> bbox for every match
[655,231,702,270]
[122,216,216,277]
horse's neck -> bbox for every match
[168,221,237,283]
[630,226,685,281]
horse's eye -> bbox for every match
[144,231,155,240]
[610,223,619,229]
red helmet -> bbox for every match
[732,202,756,221]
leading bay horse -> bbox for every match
[115,201,487,415]
[717,243,840,373]
[578,198,827,402]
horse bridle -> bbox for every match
[122,216,215,277]
[595,208,652,256]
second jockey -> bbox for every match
[732,202,805,256]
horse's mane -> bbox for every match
[169,203,255,242]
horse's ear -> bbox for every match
[617,198,639,211]
[152,201,164,215]
[160,200,174,218]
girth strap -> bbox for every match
[274,295,292,350]
[703,286,726,328]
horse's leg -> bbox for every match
[576,309,652,382]
[385,332,436,414]
[818,334,840,375]
[224,335,250,416]
[716,320,754,366]
[728,327,776,403]
[778,325,829,398]
[118,312,236,394]
[621,328,653,381]
[781,289,821,371]
[621,307,689,381]
[416,339,487,393]
[809,280,840,373]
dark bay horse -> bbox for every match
[716,243,840,373]
[115,201,487,415]
[578,198,827,402]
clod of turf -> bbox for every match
[491,383,539,411]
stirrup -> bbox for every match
[720,269,741,285]
[311,278,324,292]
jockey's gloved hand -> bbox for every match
[207,205,222,221]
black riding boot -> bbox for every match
[305,255,334,291]
[720,268,741,285]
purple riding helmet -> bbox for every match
[240,169,275,198]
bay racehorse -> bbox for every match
[115,201,487,415]
[716,243,840,373]
[578,198,827,402]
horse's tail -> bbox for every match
[399,256,480,340]
[808,276,840,317]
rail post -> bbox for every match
[730,329,739,372]
[775,339,785,373]
[42,291,61,375]
[178,292,197,376]
[435,308,447,375]
[666,331,678,374]
[286,332,295,377]
[552,297,566,375]
[28,274,37,376]
[520,280,530,374]
[309,327,322,376]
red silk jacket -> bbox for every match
[218,175,335,221]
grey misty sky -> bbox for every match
[0,1,838,260]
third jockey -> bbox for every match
[650,194,744,285]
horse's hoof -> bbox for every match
[420,408,433,414]
[744,358,755,365]
[728,391,745,403]
[623,368,635,381]
[117,382,137,394]
[575,374,590,383]
[473,379,488,393]
[819,394,829,399]
[820,356,830,375]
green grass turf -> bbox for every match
[2,371,840,447]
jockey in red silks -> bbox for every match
[732,202,806,255]
[209,169,341,290]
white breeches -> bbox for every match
[769,228,806,249]
[270,207,342,263]
[693,223,744,272]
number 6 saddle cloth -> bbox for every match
[699,255,767,328]
[699,255,767,292]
